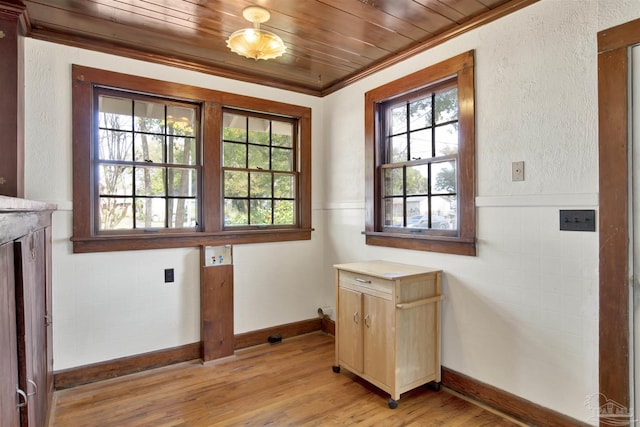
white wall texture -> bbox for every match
[322,0,638,424]
[23,40,327,369]
[20,0,640,423]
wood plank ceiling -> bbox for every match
[18,0,538,96]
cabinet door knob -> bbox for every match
[16,387,28,408]
[45,315,52,326]
[364,314,371,328]
[353,311,359,324]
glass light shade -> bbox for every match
[226,28,286,61]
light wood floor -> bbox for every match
[50,332,522,426]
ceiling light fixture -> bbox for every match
[226,6,286,61]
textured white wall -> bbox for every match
[23,40,326,370]
[321,0,640,423]
[20,0,640,422]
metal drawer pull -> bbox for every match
[16,387,27,408]
[27,379,38,397]
[364,314,371,328]
[353,311,359,324]
[354,277,371,284]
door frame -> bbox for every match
[598,17,640,425]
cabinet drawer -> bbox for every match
[339,270,391,300]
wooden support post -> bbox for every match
[200,247,234,362]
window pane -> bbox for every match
[410,213,450,230]
[435,123,458,156]
[383,168,403,196]
[390,135,407,163]
[134,100,164,133]
[409,129,431,160]
[409,98,432,130]
[432,161,456,194]
[406,196,427,223]
[248,145,270,170]
[99,96,132,130]
[272,147,293,171]
[98,130,133,161]
[383,198,403,227]
[248,117,270,145]
[135,198,165,229]
[274,174,295,198]
[273,121,293,147]
[135,166,165,196]
[99,197,133,230]
[250,200,272,225]
[134,134,164,163]
[223,113,247,142]
[99,165,132,196]
[435,88,458,124]
[225,199,248,226]
[433,195,456,230]
[168,198,197,228]
[168,168,197,197]
[250,172,272,198]
[167,105,196,137]
[390,104,407,135]
[274,200,295,224]
[223,142,246,168]
[167,137,196,165]
[224,171,248,197]
[406,165,428,195]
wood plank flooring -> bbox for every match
[50,332,522,426]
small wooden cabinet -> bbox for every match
[333,261,442,408]
[0,197,55,427]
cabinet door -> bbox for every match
[337,287,363,372]
[0,242,20,427]
[363,294,393,387]
[15,230,47,427]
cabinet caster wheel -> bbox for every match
[428,381,441,391]
[388,399,398,409]
[332,365,340,373]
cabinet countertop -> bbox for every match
[334,260,441,280]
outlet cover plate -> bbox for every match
[512,161,524,181]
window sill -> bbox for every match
[72,228,314,253]
[363,231,476,256]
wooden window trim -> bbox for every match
[71,65,312,253]
[364,51,476,256]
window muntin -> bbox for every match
[381,83,458,233]
[222,110,297,227]
[95,89,200,232]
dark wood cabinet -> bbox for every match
[0,196,54,427]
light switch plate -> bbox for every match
[560,210,596,231]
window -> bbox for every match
[72,65,312,253]
[222,110,297,228]
[95,89,200,232]
[364,51,476,255]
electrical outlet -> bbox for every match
[164,268,174,283]
[512,161,524,181]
